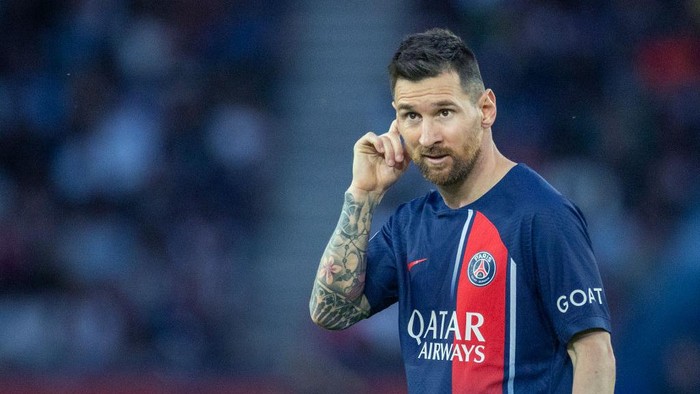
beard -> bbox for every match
[412,144,481,187]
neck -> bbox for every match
[437,144,515,209]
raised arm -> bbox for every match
[310,121,409,330]
[309,189,378,329]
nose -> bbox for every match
[418,119,441,147]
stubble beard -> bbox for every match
[414,144,481,187]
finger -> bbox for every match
[386,120,405,164]
[358,131,384,154]
[379,134,396,166]
[389,119,399,135]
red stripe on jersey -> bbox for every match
[452,211,508,393]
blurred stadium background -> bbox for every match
[0,0,698,393]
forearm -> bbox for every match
[572,357,615,394]
[309,188,381,329]
[569,331,616,394]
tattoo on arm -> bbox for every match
[310,191,378,329]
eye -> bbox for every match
[407,112,419,120]
[439,109,451,117]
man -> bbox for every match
[309,28,615,393]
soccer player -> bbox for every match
[309,28,615,393]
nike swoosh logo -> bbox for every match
[407,258,428,271]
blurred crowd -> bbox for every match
[0,0,699,393]
[0,0,281,378]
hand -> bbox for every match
[349,120,410,196]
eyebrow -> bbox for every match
[432,100,458,108]
[396,103,415,112]
[396,100,457,112]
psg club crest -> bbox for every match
[467,251,496,287]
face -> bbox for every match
[393,71,486,187]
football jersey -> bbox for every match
[364,163,611,393]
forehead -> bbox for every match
[393,71,468,107]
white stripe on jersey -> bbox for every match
[508,258,517,394]
[451,210,474,299]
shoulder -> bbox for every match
[393,189,442,217]
[490,164,589,234]
[510,164,582,212]
[378,190,445,237]
[508,164,567,204]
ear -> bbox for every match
[479,89,497,128]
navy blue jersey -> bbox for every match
[365,164,611,393]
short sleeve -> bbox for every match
[364,218,399,316]
[531,201,612,344]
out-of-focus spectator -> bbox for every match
[0,0,280,379]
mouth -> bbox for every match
[422,154,450,165]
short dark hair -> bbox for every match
[388,28,484,100]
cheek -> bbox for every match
[398,129,418,150]
[403,142,419,160]
[401,141,422,162]
[458,118,482,143]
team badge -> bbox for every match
[467,251,496,287]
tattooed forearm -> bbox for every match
[310,282,369,330]
[310,190,379,329]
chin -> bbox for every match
[421,165,471,187]
[422,170,456,186]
